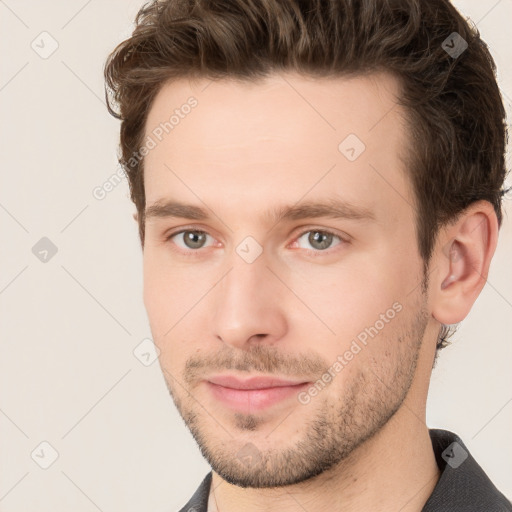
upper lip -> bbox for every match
[206,375,309,390]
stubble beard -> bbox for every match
[162,291,429,488]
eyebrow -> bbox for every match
[145,198,375,225]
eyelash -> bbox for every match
[164,226,347,258]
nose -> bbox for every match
[211,249,288,350]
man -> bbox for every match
[104,0,511,510]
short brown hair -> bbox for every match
[104,0,508,352]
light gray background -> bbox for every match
[0,1,511,510]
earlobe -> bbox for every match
[431,201,498,325]
[133,212,138,222]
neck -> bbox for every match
[209,408,440,512]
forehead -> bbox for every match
[143,71,413,223]
[144,71,404,151]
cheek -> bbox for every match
[143,252,166,326]
[283,251,416,366]
[286,256,403,331]
[142,249,189,346]
[142,249,215,362]
[143,247,196,316]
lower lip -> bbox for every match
[206,381,310,412]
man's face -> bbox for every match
[142,72,432,487]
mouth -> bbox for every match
[204,374,311,412]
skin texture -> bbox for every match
[141,72,498,512]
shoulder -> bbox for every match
[422,429,512,512]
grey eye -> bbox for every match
[172,230,212,250]
[296,230,341,251]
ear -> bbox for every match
[133,211,138,222]
[430,200,499,325]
